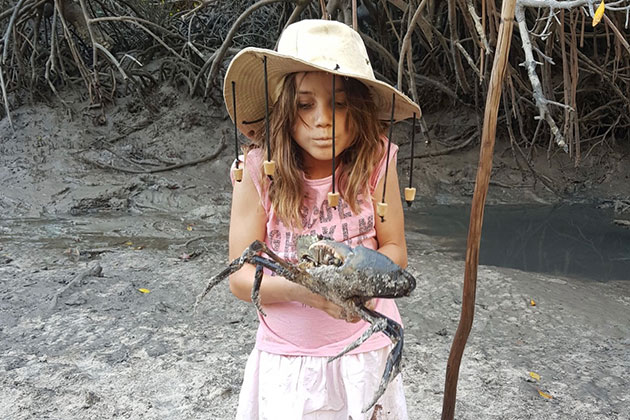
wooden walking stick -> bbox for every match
[440,1,517,419]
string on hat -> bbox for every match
[328,75,340,209]
[231,81,243,182]
[405,112,417,206]
[319,0,328,19]
[262,56,276,180]
[378,93,396,223]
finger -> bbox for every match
[365,298,377,310]
[337,307,359,323]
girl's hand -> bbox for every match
[300,291,350,321]
[301,287,377,323]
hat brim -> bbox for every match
[223,47,422,139]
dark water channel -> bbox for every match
[1,206,628,282]
[0,215,225,254]
[405,204,630,282]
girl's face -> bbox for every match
[291,72,355,178]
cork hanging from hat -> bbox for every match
[405,112,417,206]
[377,94,396,222]
[327,75,340,209]
[231,81,243,182]
[263,56,276,179]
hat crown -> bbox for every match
[223,19,421,138]
[276,20,375,80]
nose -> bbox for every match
[314,101,333,128]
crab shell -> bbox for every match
[296,235,416,302]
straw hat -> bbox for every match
[223,19,422,138]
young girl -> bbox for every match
[223,19,421,420]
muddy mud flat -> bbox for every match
[1,95,630,419]
[1,214,628,419]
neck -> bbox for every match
[304,163,334,179]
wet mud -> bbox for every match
[1,90,629,419]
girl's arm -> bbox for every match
[373,158,408,269]
[228,164,355,320]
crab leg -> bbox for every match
[328,318,388,362]
[194,241,297,308]
[194,240,303,311]
[252,265,265,315]
[328,305,404,413]
[363,319,403,413]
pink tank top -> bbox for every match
[233,141,402,357]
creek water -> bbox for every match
[405,203,630,282]
[0,215,226,256]
[2,205,629,282]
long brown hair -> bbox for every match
[247,72,386,229]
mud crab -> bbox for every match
[195,234,416,412]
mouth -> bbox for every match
[312,137,335,146]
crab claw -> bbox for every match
[297,235,352,267]
[312,241,416,299]
[309,240,352,267]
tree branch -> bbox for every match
[515,4,567,151]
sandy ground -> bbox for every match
[1,89,629,419]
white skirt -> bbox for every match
[235,347,409,420]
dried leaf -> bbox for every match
[138,288,151,294]
[592,0,605,27]
[529,371,541,381]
